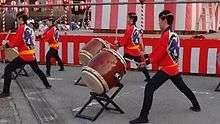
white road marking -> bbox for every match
[192,91,211,95]
[72,102,99,112]
[46,77,63,81]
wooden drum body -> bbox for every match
[81,48,126,94]
[79,38,109,65]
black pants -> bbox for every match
[46,48,64,74]
[2,57,51,94]
[139,71,200,118]
[124,53,150,80]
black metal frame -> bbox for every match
[13,65,28,79]
[215,83,220,92]
[1,65,28,80]
[74,76,86,86]
[75,83,124,121]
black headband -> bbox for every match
[161,13,173,17]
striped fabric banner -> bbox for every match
[1,34,220,75]
[90,1,219,31]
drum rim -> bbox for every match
[102,48,127,72]
[82,66,109,92]
[82,70,105,94]
[93,38,109,48]
[79,50,93,59]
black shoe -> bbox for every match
[58,68,64,71]
[214,88,220,92]
[144,78,150,82]
[129,117,149,124]
[46,73,51,77]
[0,92,10,98]
[189,106,201,112]
[46,85,52,89]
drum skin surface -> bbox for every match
[5,48,19,61]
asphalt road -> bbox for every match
[0,63,220,124]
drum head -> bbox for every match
[82,66,109,94]
[102,48,127,72]
[5,48,19,61]
[79,50,93,65]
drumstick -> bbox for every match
[1,30,11,68]
[124,57,140,65]
[4,30,11,40]
[54,15,65,25]
[41,15,65,26]
[1,30,11,50]
[113,29,121,50]
[114,28,118,45]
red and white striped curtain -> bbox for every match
[19,0,29,15]
[57,0,62,4]
[45,0,53,15]
[46,0,53,4]
[90,0,220,32]
[0,0,6,4]
[1,0,8,11]
[34,0,40,11]
[11,0,18,13]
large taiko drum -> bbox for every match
[81,48,127,94]
[79,38,109,65]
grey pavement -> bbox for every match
[0,63,220,124]
[0,80,20,124]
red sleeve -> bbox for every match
[8,26,24,48]
[119,26,132,46]
[41,30,47,41]
[149,32,168,63]
[41,28,53,43]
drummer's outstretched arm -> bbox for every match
[114,28,130,50]
[40,29,51,42]
[40,31,49,41]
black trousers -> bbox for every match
[46,48,64,74]
[139,71,200,118]
[124,53,150,80]
[2,57,51,94]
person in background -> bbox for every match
[40,17,64,77]
[115,12,150,82]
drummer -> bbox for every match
[0,11,52,98]
[40,17,64,77]
[129,10,201,124]
[115,12,150,82]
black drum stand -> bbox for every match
[1,65,28,80]
[13,65,28,79]
[75,83,124,121]
[215,83,220,92]
[74,76,86,86]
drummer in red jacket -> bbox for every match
[129,10,201,124]
[115,12,150,82]
[0,11,51,98]
[41,17,64,77]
